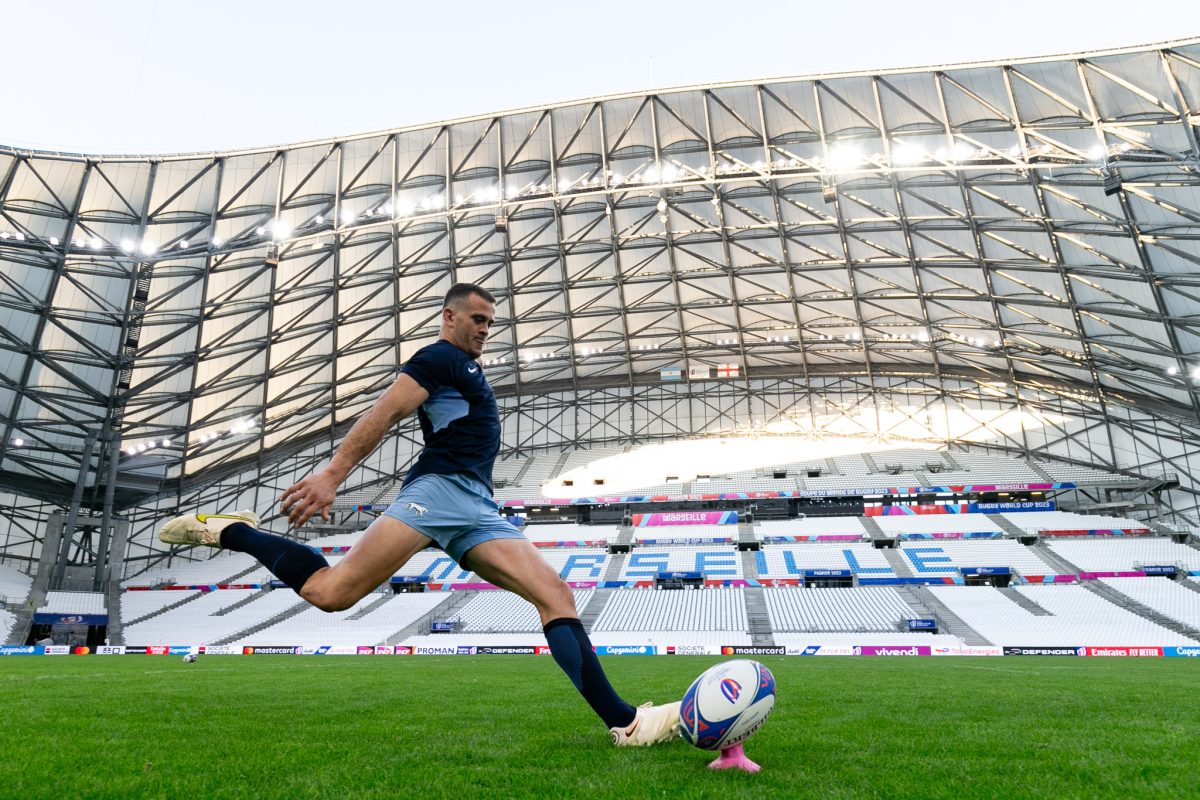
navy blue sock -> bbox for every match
[220,522,328,595]
[543,617,636,729]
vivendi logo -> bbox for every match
[720,678,742,703]
[854,645,931,656]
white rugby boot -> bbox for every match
[158,510,260,548]
[610,701,682,747]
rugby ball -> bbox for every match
[182,653,197,663]
[679,659,775,751]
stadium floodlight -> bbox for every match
[12,438,22,447]
[139,240,156,255]
[1193,367,1200,380]
[826,145,864,171]
[179,239,188,248]
[256,226,266,236]
[656,198,668,214]
[1087,145,1106,161]
[1167,366,1178,376]
[120,239,135,252]
[661,163,679,182]
[90,238,103,249]
[341,207,356,224]
[891,143,925,165]
[0,232,8,239]
[49,237,59,246]
[271,220,291,240]
[315,215,325,224]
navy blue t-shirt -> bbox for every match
[399,339,500,494]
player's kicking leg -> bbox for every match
[461,537,681,746]
[158,511,431,611]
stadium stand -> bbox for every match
[38,592,106,615]
[227,592,449,648]
[454,590,595,632]
[522,524,618,544]
[592,587,748,636]
[756,518,867,539]
[871,449,949,472]
[1099,578,1200,630]
[757,543,894,578]
[123,551,259,587]
[0,607,15,643]
[693,476,798,493]
[537,549,611,581]
[122,589,302,645]
[1035,461,1136,484]
[832,454,872,475]
[120,589,201,623]
[619,545,743,580]
[898,540,1059,576]
[1046,538,1200,573]
[1000,511,1150,535]
[0,562,33,604]
[927,584,1199,646]
[764,586,916,632]
[801,474,920,492]
[874,513,1005,537]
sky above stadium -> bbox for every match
[2,0,1191,155]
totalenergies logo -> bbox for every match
[720,678,742,703]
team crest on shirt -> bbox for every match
[402,502,428,516]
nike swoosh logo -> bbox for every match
[195,514,247,523]
[467,365,478,373]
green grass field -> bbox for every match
[0,655,1196,799]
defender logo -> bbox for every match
[402,502,428,516]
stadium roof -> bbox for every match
[2,37,1199,506]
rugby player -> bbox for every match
[159,282,680,746]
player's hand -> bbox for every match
[280,471,338,528]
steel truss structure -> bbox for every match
[1,38,1199,569]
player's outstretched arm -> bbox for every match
[280,373,430,527]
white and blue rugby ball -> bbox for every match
[679,659,776,751]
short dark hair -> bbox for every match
[443,282,496,309]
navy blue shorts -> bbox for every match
[381,473,525,564]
